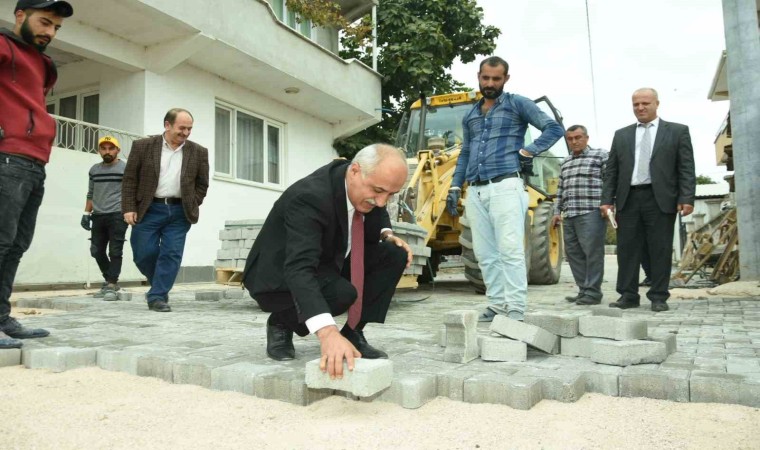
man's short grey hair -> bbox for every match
[351,143,408,177]
[633,87,659,99]
[566,124,588,135]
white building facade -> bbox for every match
[0,0,380,287]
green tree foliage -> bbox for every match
[321,0,499,158]
[696,174,717,185]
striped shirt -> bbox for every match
[87,160,126,214]
[554,147,608,218]
[452,92,564,187]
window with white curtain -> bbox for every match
[214,103,283,186]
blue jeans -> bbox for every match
[0,154,45,320]
[130,203,191,303]
[466,177,529,319]
[563,211,606,300]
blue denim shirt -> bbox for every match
[452,92,564,187]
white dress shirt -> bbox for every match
[631,117,660,186]
[154,134,184,198]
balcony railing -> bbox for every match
[52,115,145,158]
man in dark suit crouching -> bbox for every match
[601,88,695,312]
[243,144,412,378]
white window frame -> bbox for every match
[46,87,100,123]
[214,101,285,190]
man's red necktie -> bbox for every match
[347,211,364,329]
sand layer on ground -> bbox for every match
[2,366,759,449]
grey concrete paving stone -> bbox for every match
[525,312,579,337]
[443,310,479,363]
[590,306,623,317]
[513,368,586,402]
[490,315,559,354]
[173,357,232,387]
[463,374,544,410]
[305,358,393,397]
[376,373,438,409]
[210,362,277,395]
[590,340,668,366]
[690,371,760,408]
[620,367,690,402]
[23,347,97,372]
[223,289,247,299]
[195,291,223,301]
[480,336,527,362]
[579,316,648,341]
[0,349,21,367]
[560,336,599,358]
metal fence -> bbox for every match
[52,115,145,158]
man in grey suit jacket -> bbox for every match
[601,88,695,312]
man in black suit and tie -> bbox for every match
[243,144,412,378]
[601,88,695,312]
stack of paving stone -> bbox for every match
[214,219,430,278]
[389,221,430,277]
[215,219,264,271]
[442,308,676,367]
[564,309,677,366]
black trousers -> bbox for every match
[616,186,676,303]
[90,213,128,284]
[256,241,408,337]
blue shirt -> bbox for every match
[452,92,564,187]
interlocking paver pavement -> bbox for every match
[7,256,760,409]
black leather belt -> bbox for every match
[470,172,521,186]
[153,197,182,205]
[630,184,652,191]
[0,151,45,166]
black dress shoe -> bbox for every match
[148,300,172,312]
[266,316,295,361]
[639,277,652,287]
[0,317,49,339]
[651,301,670,312]
[0,331,23,349]
[341,326,388,359]
[609,298,640,309]
[575,295,601,305]
[565,294,580,303]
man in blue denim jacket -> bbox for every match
[446,56,564,322]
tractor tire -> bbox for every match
[527,201,563,285]
[459,214,532,294]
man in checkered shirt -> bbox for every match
[551,125,608,305]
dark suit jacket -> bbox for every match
[121,135,209,224]
[601,119,695,214]
[243,159,392,321]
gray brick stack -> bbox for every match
[214,219,431,279]
[565,316,671,366]
[389,221,431,277]
[215,219,265,271]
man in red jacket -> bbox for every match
[0,0,73,349]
